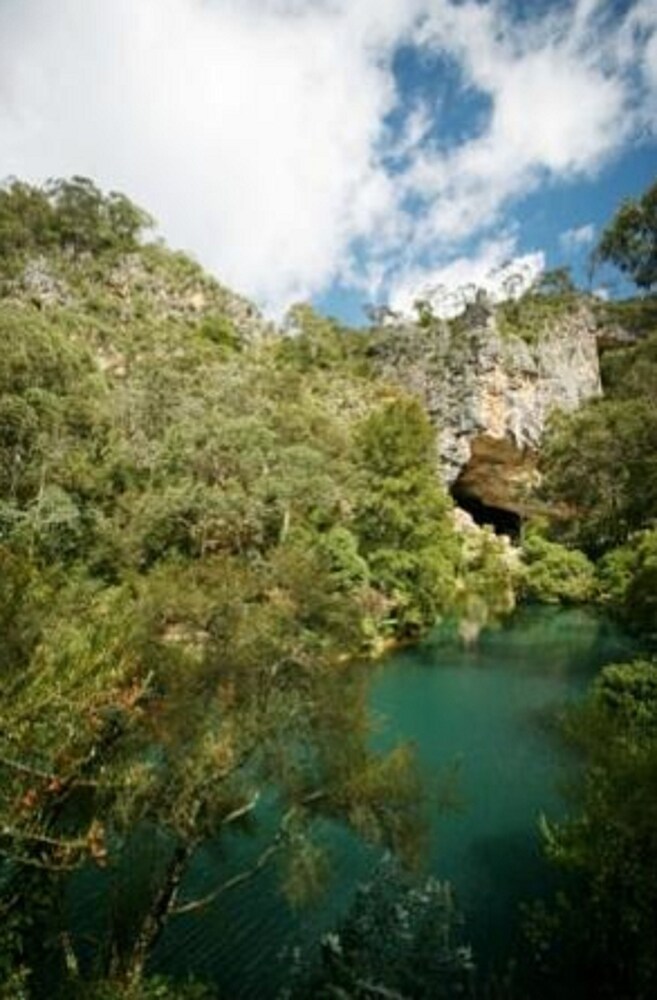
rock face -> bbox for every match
[372,300,602,517]
[103,252,271,343]
[11,248,271,345]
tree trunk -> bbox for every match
[124,840,194,985]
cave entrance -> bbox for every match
[449,434,535,539]
[451,485,522,538]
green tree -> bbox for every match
[0,552,426,992]
[598,527,657,637]
[541,318,657,560]
[0,177,152,272]
[595,178,657,290]
[354,399,460,635]
[531,659,657,999]
[277,303,371,374]
[289,857,475,999]
[46,177,153,256]
[520,524,595,604]
[0,176,458,996]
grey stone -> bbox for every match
[371,304,602,512]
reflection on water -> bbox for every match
[68,606,637,996]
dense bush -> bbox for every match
[0,177,152,273]
[530,658,657,998]
[289,858,475,999]
[520,526,596,604]
[541,325,657,557]
[354,398,460,634]
[598,527,657,638]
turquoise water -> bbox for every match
[367,606,636,974]
[70,606,637,995]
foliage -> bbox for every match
[496,270,580,343]
[0,177,153,276]
[519,524,595,604]
[0,180,474,995]
[599,329,657,400]
[541,396,657,557]
[354,399,460,635]
[66,976,214,999]
[532,267,577,297]
[277,303,372,375]
[286,857,475,999]
[595,178,657,290]
[525,183,657,1000]
[621,528,657,638]
[317,526,370,592]
[597,527,657,638]
[196,313,240,354]
[454,528,517,645]
[527,658,657,999]
[597,293,657,342]
[406,268,580,342]
[596,540,639,610]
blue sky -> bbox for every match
[1,0,656,323]
[318,138,657,324]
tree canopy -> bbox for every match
[595,178,657,290]
[0,177,153,273]
[0,180,492,996]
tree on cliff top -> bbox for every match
[0,177,153,268]
[595,178,657,291]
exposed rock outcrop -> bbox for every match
[104,251,271,342]
[11,247,271,345]
[372,299,602,517]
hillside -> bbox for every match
[0,179,517,997]
[1,177,656,999]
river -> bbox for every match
[69,606,637,996]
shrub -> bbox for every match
[520,527,595,604]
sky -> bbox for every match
[0,0,656,324]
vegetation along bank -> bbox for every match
[0,175,655,998]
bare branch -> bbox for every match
[221,791,260,825]
[170,788,327,918]
[0,845,79,872]
[0,827,87,851]
[170,840,281,917]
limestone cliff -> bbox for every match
[371,297,602,517]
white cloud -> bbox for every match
[560,223,596,252]
[0,0,421,312]
[615,0,657,129]
[0,0,654,315]
[389,237,545,318]
[406,0,634,252]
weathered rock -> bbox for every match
[17,255,71,308]
[105,251,271,343]
[371,302,601,515]
[10,248,271,346]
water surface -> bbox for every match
[74,607,636,995]
[368,606,636,972]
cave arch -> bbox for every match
[450,434,537,538]
[451,483,521,537]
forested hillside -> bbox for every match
[0,175,655,999]
[0,178,513,998]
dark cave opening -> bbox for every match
[451,487,522,538]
